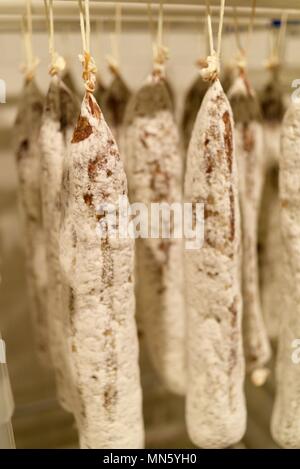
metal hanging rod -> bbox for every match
[0,16,276,34]
[26,0,300,9]
[1,1,300,18]
[1,1,300,33]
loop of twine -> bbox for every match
[199,50,220,82]
[147,2,155,43]
[246,0,256,55]
[265,29,280,72]
[232,0,257,72]
[265,12,288,72]
[203,11,209,57]
[235,51,247,70]
[78,0,97,92]
[199,0,225,82]
[20,0,39,80]
[153,44,169,76]
[152,1,169,76]
[44,0,66,76]
[106,55,120,76]
[79,51,97,92]
[106,3,122,75]
[233,7,247,70]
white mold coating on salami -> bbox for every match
[258,77,285,341]
[271,102,300,448]
[59,91,144,449]
[103,73,131,143]
[123,74,186,396]
[14,79,49,365]
[184,78,246,449]
[258,157,281,340]
[181,76,208,151]
[228,74,271,372]
[40,75,78,412]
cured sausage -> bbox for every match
[14,79,49,365]
[258,74,285,340]
[228,71,271,376]
[184,78,246,448]
[181,76,208,151]
[271,100,300,448]
[103,70,131,142]
[59,88,144,448]
[123,72,186,396]
[40,75,78,411]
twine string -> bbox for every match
[107,3,122,75]
[199,0,225,82]
[152,1,169,77]
[265,11,288,72]
[217,0,225,57]
[78,0,97,92]
[20,0,39,80]
[205,0,214,56]
[233,7,246,69]
[147,3,155,44]
[246,0,257,54]
[233,1,257,71]
[44,0,66,75]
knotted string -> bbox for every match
[265,12,288,73]
[199,0,225,82]
[147,2,155,44]
[246,0,256,57]
[152,1,169,77]
[233,0,257,72]
[44,0,66,76]
[78,0,97,93]
[107,3,122,75]
[233,7,245,68]
[20,0,39,80]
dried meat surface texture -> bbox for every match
[185,78,246,449]
[59,90,144,449]
[14,79,49,366]
[123,74,186,396]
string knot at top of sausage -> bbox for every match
[20,56,40,82]
[264,55,281,83]
[49,52,66,77]
[21,0,39,82]
[79,50,97,93]
[264,55,281,72]
[152,44,169,78]
[199,50,220,82]
[234,49,248,72]
[264,12,287,74]
[106,55,120,77]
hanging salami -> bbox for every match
[184,0,246,447]
[181,75,208,151]
[228,69,271,378]
[40,72,79,412]
[123,6,186,395]
[124,71,186,396]
[103,67,131,143]
[59,5,144,444]
[14,78,49,366]
[185,75,246,448]
[271,100,300,448]
[258,67,285,341]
